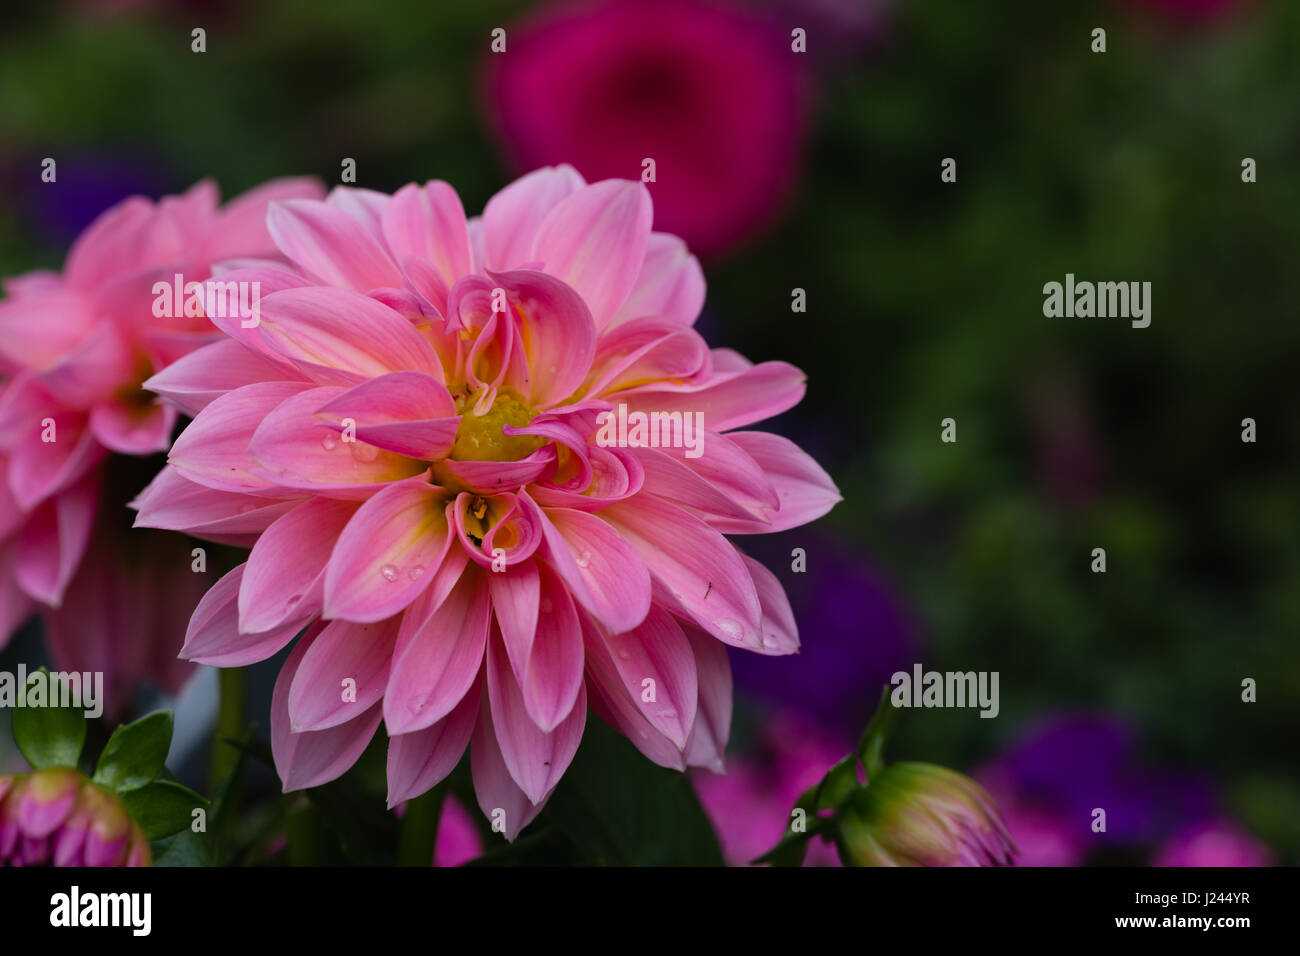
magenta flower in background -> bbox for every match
[1152,821,1275,867]
[433,795,483,867]
[485,0,810,259]
[0,176,325,714]
[135,166,840,837]
[693,712,845,865]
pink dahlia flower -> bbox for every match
[136,166,840,837]
[1152,820,1276,867]
[0,768,151,867]
[0,177,325,712]
[485,0,810,258]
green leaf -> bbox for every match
[92,711,173,793]
[11,668,86,770]
[151,827,219,867]
[535,718,724,866]
[816,755,860,810]
[121,780,210,841]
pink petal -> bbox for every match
[380,182,473,290]
[247,386,427,496]
[255,287,441,382]
[681,624,732,772]
[288,616,401,732]
[202,176,326,262]
[602,496,763,650]
[609,233,706,328]
[180,565,307,667]
[489,561,584,732]
[8,412,105,510]
[266,198,402,292]
[313,371,459,460]
[740,554,800,655]
[14,473,97,607]
[620,360,806,433]
[88,400,175,456]
[168,381,312,493]
[591,605,697,749]
[384,568,491,734]
[131,465,300,542]
[487,269,596,409]
[583,316,709,398]
[240,497,359,632]
[535,505,652,634]
[386,676,481,808]
[486,627,586,804]
[709,431,841,533]
[482,164,586,271]
[530,180,653,331]
[469,693,546,841]
[63,197,156,290]
[272,626,385,791]
[145,339,307,416]
[323,478,452,622]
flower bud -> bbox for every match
[837,762,1017,866]
[0,768,152,867]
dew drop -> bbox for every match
[380,564,399,582]
[408,565,425,581]
[320,433,338,451]
[576,550,592,569]
[351,442,379,463]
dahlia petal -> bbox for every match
[8,412,105,510]
[385,676,481,808]
[145,339,308,416]
[602,496,763,650]
[584,316,709,397]
[0,546,36,645]
[385,569,491,734]
[272,627,384,792]
[620,359,807,432]
[288,616,401,732]
[469,693,547,841]
[681,624,733,772]
[487,269,596,408]
[530,179,653,331]
[323,186,390,240]
[240,497,359,633]
[35,318,134,407]
[255,287,441,381]
[535,505,651,633]
[486,628,586,804]
[63,197,156,291]
[609,233,706,328]
[323,479,451,622]
[740,554,800,655]
[709,431,841,533]
[381,181,473,290]
[266,198,402,292]
[595,605,697,749]
[132,465,300,541]
[88,399,175,456]
[313,371,459,460]
[168,381,312,493]
[490,561,584,732]
[0,290,95,371]
[248,386,427,496]
[482,164,586,271]
[14,472,97,607]
[580,614,686,771]
[436,447,556,495]
[202,176,326,261]
[180,565,306,667]
[633,447,769,522]
[201,266,313,354]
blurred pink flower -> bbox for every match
[693,713,845,865]
[977,768,1086,867]
[0,177,324,714]
[136,167,840,838]
[1152,820,1275,867]
[433,795,483,866]
[485,0,810,258]
[0,768,151,866]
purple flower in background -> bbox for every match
[485,0,811,258]
[977,714,1221,862]
[729,532,918,732]
[1152,820,1276,867]
[19,153,171,247]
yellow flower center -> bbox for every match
[449,388,545,462]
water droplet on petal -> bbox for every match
[351,442,379,463]
[380,564,399,582]
[576,550,591,569]
[408,565,425,581]
[320,434,338,451]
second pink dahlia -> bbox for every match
[135,166,840,837]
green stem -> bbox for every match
[397,787,446,867]
[209,667,245,793]
[856,685,896,780]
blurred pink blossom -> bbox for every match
[1152,820,1275,867]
